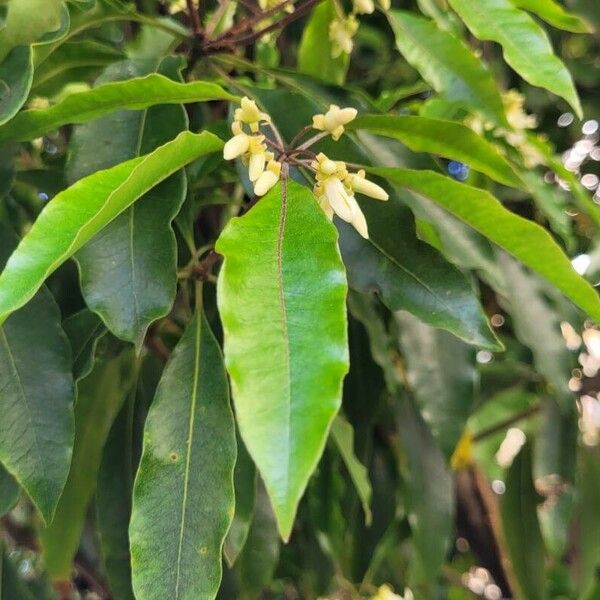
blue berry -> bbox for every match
[448,160,469,182]
[38,192,49,202]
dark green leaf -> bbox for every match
[217,179,349,540]
[0,225,74,523]
[71,58,188,346]
[500,443,547,600]
[512,0,592,32]
[62,309,107,381]
[0,465,19,517]
[0,130,223,325]
[0,47,33,126]
[130,309,236,600]
[372,168,600,322]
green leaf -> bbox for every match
[497,253,574,403]
[1,543,36,600]
[0,46,33,126]
[350,114,522,188]
[298,0,349,86]
[396,312,476,459]
[0,225,74,523]
[372,168,600,322]
[0,0,64,63]
[338,196,500,350]
[0,130,224,326]
[395,397,454,586]
[41,346,135,580]
[500,443,547,600]
[0,73,236,143]
[130,308,237,600]
[234,482,280,600]
[0,465,19,517]
[62,309,107,381]
[512,0,592,33]
[330,415,372,525]
[31,40,123,94]
[224,436,257,567]
[216,179,349,540]
[448,0,582,117]
[387,10,507,126]
[70,58,188,346]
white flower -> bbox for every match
[346,169,389,200]
[353,0,374,14]
[377,0,390,10]
[254,160,281,196]
[223,132,250,160]
[234,96,271,133]
[312,104,358,141]
[247,135,269,181]
[329,16,358,59]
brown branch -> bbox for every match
[186,0,203,37]
[473,404,541,442]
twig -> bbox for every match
[473,404,541,442]
[186,0,203,37]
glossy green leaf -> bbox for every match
[234,482,280,600]
[130,309,236,600]
[0,225,74,523]
[224,436,257,567]
[298,0,349,86]
[500,443,547,600]
[387,10,507,126]
[0,73,236,143]
[372,168,600,322]
[41,346,135,580]
[350,114,522,188]
[0,130,223,326]
[338,196,500,350]
[395,396,454,586]
[216,179,349,540]
[62,309,107,381]
[448,0,582,116]
[0,465,19,517]
[512,0,592,33]
[330,415,372,525]
[0,47,33,126]
[396,312,476,459]
[70,58,188,346]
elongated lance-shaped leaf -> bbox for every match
[0,46,33,127]
[71,57,188,346]
[387,10,508,127]
[371,168,600,322]
[216,179,349,540]
[0,73,237,143]
[349,114,522,189]
[448,0,582,117]
[0,225,74,524]
[130,307,236,600]
[0,130,223,326]
[512,0,592,33]
[41,346,135,580]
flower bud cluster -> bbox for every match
[312,153,388,239]
[223,97,282,197]
[312,105,358,141]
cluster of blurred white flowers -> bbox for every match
[328,0,390,58]
[223,98,389,238]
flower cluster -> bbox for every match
[223,99,389,239]
[312,153,388,239]
[223,97,283,197]
[328,0,390,59]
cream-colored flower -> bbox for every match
[254,160,281,196]
[353,0,374,14]
[258,0,294,13]
[312,153,369,238]
[247,135,269,181]
[223,132,250,160]
[234,96,271,133]
[346,169,389,200]
[377,0,390,10]
[329,15,358,59]
[312,104,358,141]
[503,90,537,131]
